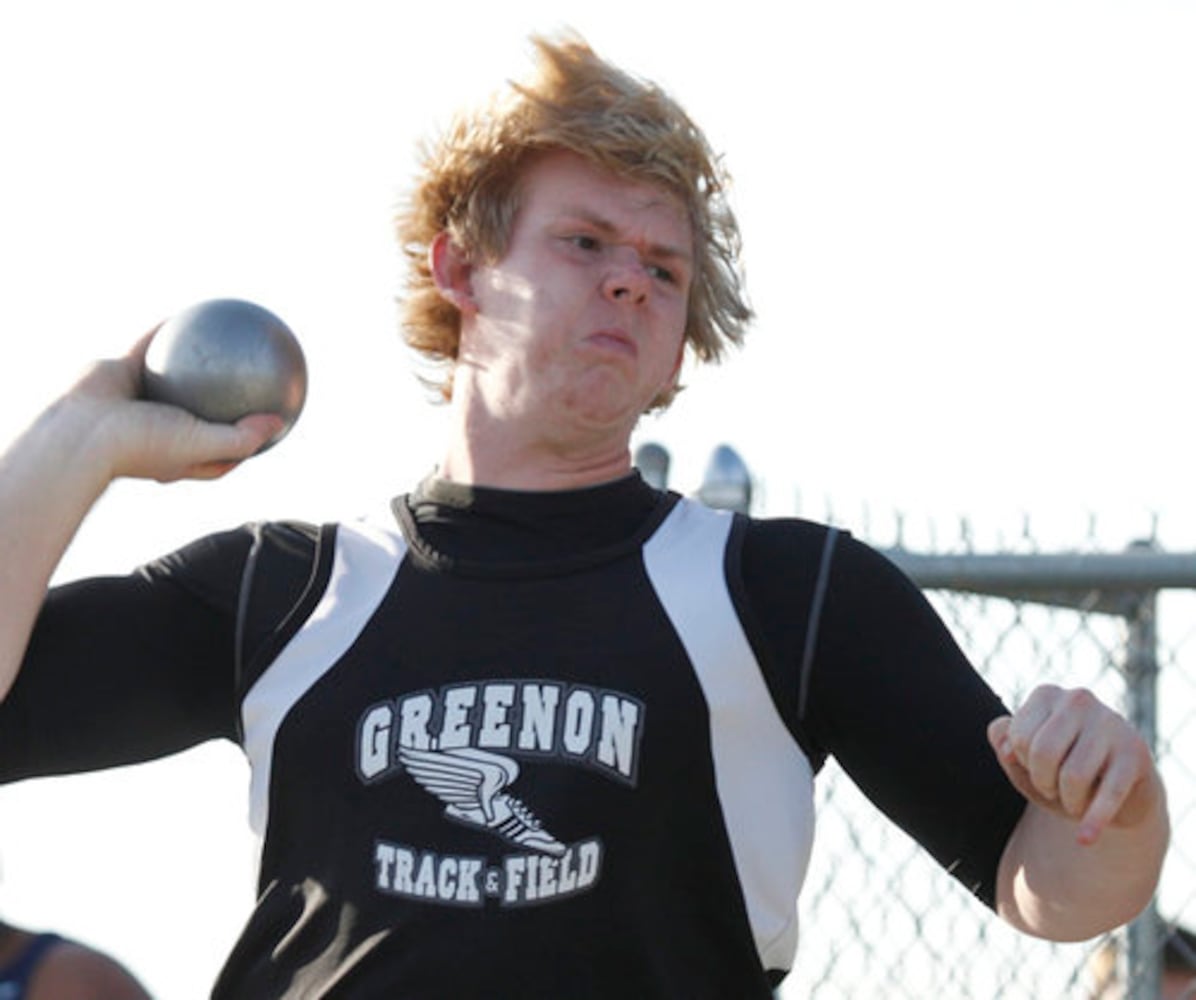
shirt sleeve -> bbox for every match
[737,519,1026,909]
[0,524,276,781]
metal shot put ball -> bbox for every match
[143,299,307,448]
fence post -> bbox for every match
[1123,578,1162,1000]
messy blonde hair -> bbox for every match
[395,33,752,404]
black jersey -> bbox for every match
[0,473,1025,998]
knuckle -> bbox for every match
[1024,745,1057,782]
[1009,727,1035,759]
[1059,687,1096,712]
[1057,761,1092,802]
[1024,683,1061,710]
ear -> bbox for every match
[429,231,478,315]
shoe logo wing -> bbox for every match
[397,745,518,824]
[397,745,566,856]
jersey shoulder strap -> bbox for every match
[238,509,409,836]
[0,932,65,993]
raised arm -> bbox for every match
[0,331,281,702]
[990,684,1170,941]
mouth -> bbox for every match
[585,329,637,359]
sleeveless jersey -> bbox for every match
[218,496,809,997]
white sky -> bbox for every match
[0,2,1193,997]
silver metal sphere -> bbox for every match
[142,298,307,446]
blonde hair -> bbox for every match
[395,33,752,403]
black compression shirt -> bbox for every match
[0,473,1025,998]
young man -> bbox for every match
[0,35,1169,999]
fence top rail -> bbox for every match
[882,548,1196,595]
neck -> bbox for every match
[440,435,632,491]
[441,388,636,491]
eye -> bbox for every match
[647,264,676,284]
[569,234,601,251]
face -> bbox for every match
[449,150,693,440]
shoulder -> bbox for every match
[29,940,152,1000]
[737,515,887,604]
[741,517,935,634]
[741,516,908,582]
[141,520,321,581]
[135,520,321,603]
[739,515,838,570]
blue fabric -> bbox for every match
[0,933,63,999]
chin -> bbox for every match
[563,373,648,426]
[567,400,645,436]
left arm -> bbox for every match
[989,684,1169,941]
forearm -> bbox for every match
[996,778,1170,941]
[1,339,283,703]
[0,394,115,700]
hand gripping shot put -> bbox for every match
[142,297,307,448]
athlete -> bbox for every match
[0,34,1170,999]
[0,919,152,999]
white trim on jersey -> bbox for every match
[643,498,815,975]
[241,512,408,838]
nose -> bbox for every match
[601,249,650,304]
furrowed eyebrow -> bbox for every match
[562,208,693,265]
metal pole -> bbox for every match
[696,444,752,514]
[1124,586,1162,1000]
[634,442,671,491]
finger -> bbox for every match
[1028,728,1083,804]
[125,325,163,367]
[234,413,287,446]
[1017,688,1108,804]
[987,715,1012,754]
[184,414,285,472]
[180,459,244,481]
[1056,725,1108,820]
[1019,714,1081,804]
[77,328,163,399]
[1076,752,1140,845]
[134,412,285,482]
[987,716,1029,784]
[988,719,1054,811]
[992,750,1039,807]
[1004,685,1057,762]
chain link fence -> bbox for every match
[776,512,1196,1000]
[640,444,1195,997]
